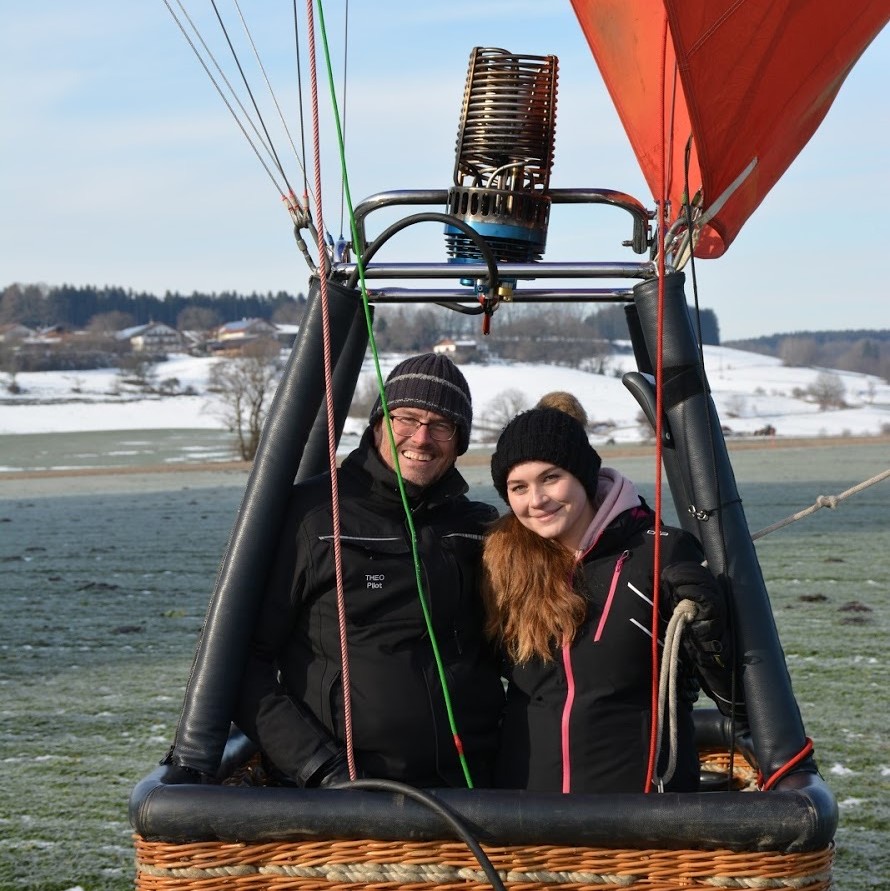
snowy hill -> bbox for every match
[2,347,888,446]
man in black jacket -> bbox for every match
[234,353,504,789]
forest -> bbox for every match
[0,283,307,331]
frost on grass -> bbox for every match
[830,762,856,776]
[838,798,865,809]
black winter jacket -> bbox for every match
[494,500,737,794]
[234,431,504,788]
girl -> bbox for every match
[482,407,740,793]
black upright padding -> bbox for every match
[622,304,697,537]
[624,302,654,376]
[296,303,373,483]
[169,277,363,776]
[631,272,817,784]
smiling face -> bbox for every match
[374,408,459,488]
[505,460,596,552]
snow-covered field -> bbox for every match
[2,346,888,444]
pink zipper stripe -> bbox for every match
[593,550,629,642]
[560,643,576,793]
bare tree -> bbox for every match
[635,410,655,442]
[478,388,530,441]
[271,299,305,326]
[117,353,158,391]
[807,371,847,411]
[348,376,382,418]
[724,394,747,418]
[207,339,282,460]
[87,310,136,334]
[176,305,221,333]
[0,342,23,393]
[778,336,818,367]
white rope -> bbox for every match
[138,858,830,887]
[653,598,697,791]
[751,468,889,541]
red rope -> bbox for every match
[760,738,815,791]
[644,13,670,794]
[304,0,357,782]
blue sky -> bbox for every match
[1,2,887,341]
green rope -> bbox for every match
[313,0,474,789]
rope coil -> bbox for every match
[653,599,697,791]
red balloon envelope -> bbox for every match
[570,0,889,257]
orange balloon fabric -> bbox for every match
[571,0,889,258]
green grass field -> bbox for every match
[1,442,887,890]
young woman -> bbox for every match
[482,407,740,794]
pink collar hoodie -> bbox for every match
[575,466,643,557]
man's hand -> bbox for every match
[661,562,729,666]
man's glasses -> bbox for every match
[390,415,457,442]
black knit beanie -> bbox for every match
[369,353,473,454]
[490,407,602,502]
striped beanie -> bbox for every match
[369,353,473,454]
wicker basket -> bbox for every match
[133,835,834,891]
[131,746,835,890]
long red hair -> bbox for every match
[481,513,587,663]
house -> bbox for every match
[274,323,300,348]
[35,324,69,342]
[0,322,36,343]
[432,337,479,361]
[216,318,278,343]
[209,318,280,357]
[116,322,183,353]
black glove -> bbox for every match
[661,562,729,666]
[303,748,365,788]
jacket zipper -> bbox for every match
[560,643,576,793]
[561,549,630,793]
[593,550,630,642]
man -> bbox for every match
[234,353,504,788]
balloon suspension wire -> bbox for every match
[644,17,668,795]
[292,0,311,206]
[231,0,312,204]
[162,0,289,198]
[301,0,360,780]
[208,0,299,201]
[338,0,349,240]
[162,0,324,249]
[312,0,475,789]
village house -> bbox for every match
[432,337,479,362]
[0,322,36,343]
[216,318,277,342]
[209,317,279,356]
[116,322,183,353]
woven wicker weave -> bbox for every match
[698,747,760,791]
[133,835,834,890]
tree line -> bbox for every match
[4,281,885,380]
[0,283,306,331]
[725,330,890,381]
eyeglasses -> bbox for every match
[389,414,458,442]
